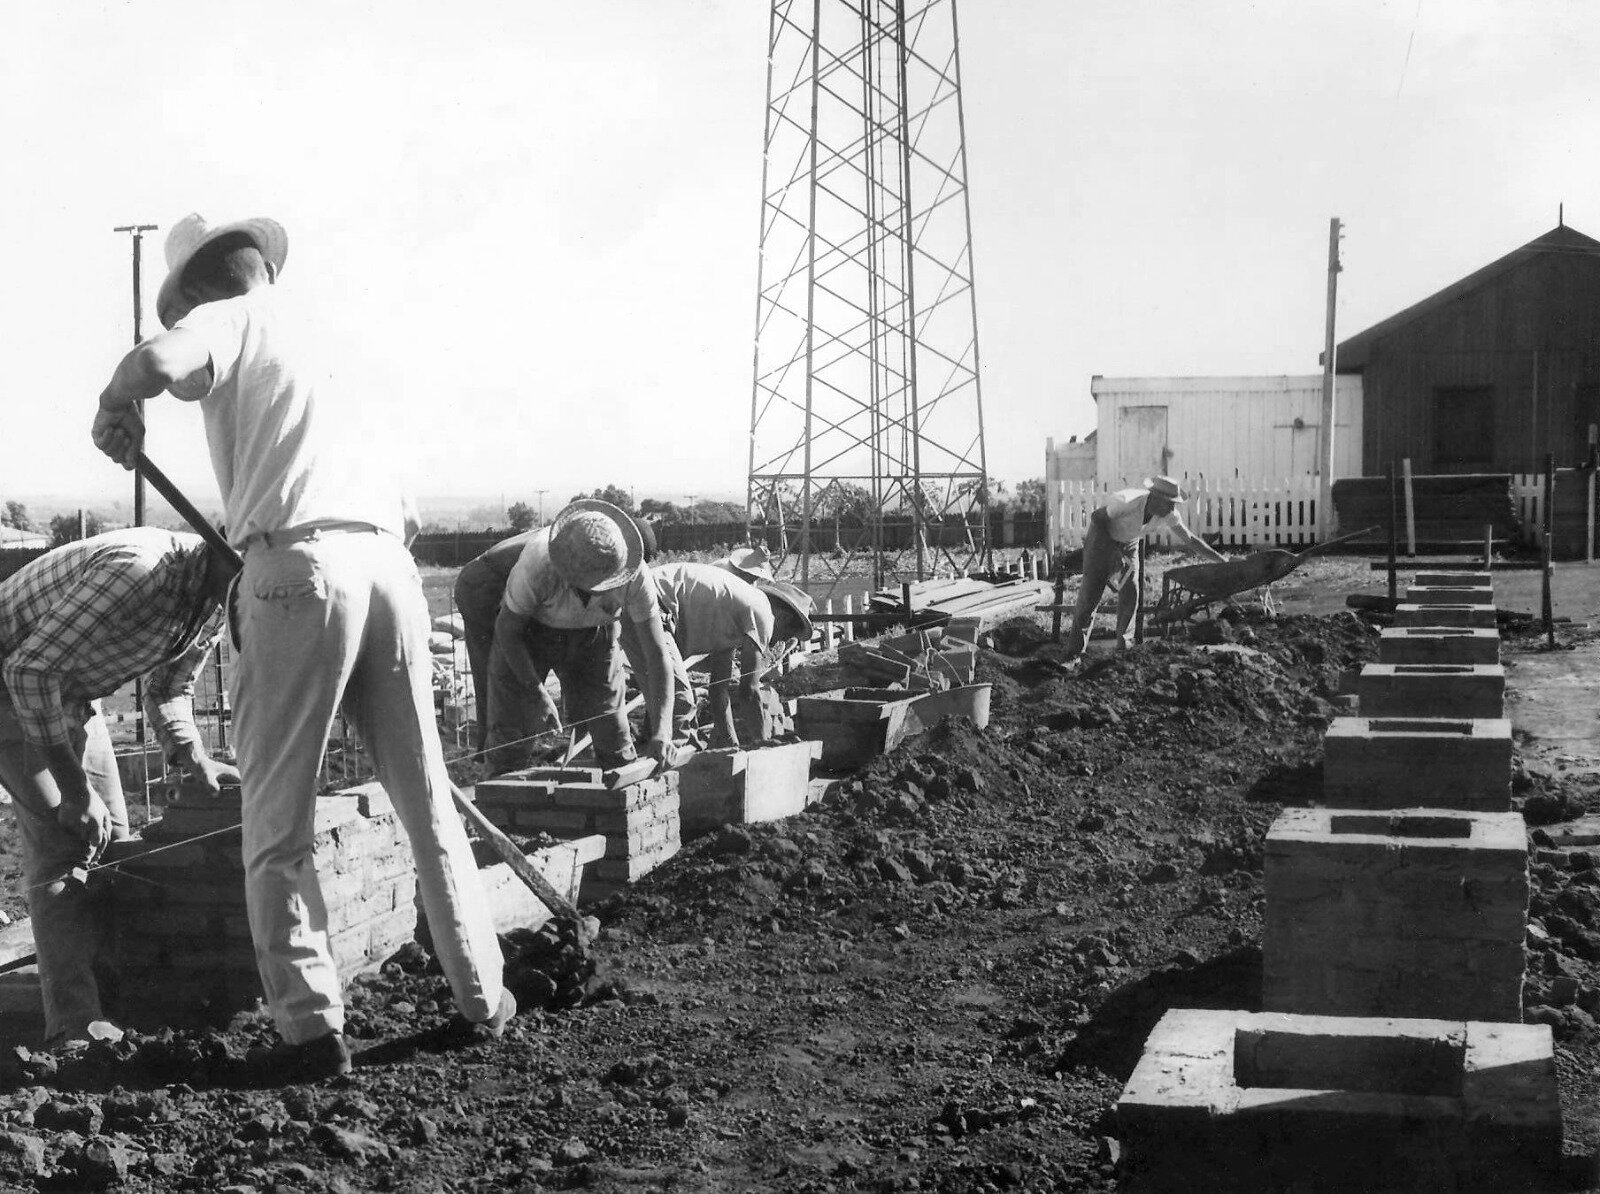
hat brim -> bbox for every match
[1142,476,1190,502]
[550,499,644,592]
[758,580,814,642]
[157,217,289,329]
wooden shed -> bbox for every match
[1088,374,1363,484]
[1337,224,1600,475]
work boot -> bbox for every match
[255,1031,353,1085]
[1063,628,1087,658]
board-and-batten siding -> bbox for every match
[1089,375,1363,484]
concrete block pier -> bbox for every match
[1263,808,1527,1021]
[1394,603,1498,629]
[1117,1009,1560,1192]
[1322,717,1512,810]
[1357,663,1505,719]
[1378,627,1500,666]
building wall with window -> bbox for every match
[1337,224,1600,475]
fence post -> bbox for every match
[842,595,855,643]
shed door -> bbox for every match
[1117,405,1170,481]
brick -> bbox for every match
[1377,628,1500,665]
[1263,808,1527,1021]
[1116,1009,1561,1192]
[1322,718,1512,810]
[1393,603,1497,628]
[1357,663,1504,718]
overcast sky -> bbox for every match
[2,1,1595,516]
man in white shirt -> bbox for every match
[1066,476,1225,657]
[90,213,510,1081]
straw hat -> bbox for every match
[720,545,774,582]
[548,499,643,592]
[757,579,814,642]
[1143,475,1189,502]
[156,213,289,329]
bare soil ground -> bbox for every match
[0,557,1594,1191]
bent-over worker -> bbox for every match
[483,500,674,775]
[0,528,235,1048]
[457,519,657,758]
[619,563,814,749]
[91,212,510,1082]
[1066,475,1225,657]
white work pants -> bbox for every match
[233,530,503,1044]
[0,696,126,1044]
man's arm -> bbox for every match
[492,606,563,728]
[628,609,676,763]
[704,648,738,748]
[1174,521,1227,563]
[144,630,239,796]
[0,565,149,847]
[91,330,213,469]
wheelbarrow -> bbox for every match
[1150,526,1378,626]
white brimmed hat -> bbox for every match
[721,545,774,582]
[757,579,814,641]
[1144,475,1189,501]
[156,213,288,329]
[549,499,643,592]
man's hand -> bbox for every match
[57,790,111,852]
[641,733,672,765]
[184,755,241,798]
[91,404,145,470]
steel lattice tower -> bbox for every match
[747,0,990,593]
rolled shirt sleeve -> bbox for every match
[142,625,223,764]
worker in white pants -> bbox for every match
[92,211,512,1080]
[233,527,505,1047]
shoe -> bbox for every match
[447,988,517,1045]
[483,988,517,1038]
[258,1031,352,1084]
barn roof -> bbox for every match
[1334,223,1600,370]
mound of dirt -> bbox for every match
[13,607,1595,1194]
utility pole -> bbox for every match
[534,489,549,525]
[1319,217,1343,540]
[114,222,158,807]
[114,224,159,527]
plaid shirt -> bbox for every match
[0,528,223,756]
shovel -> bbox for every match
[136,453,595,956]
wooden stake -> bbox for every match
[1587,424,1596,564]
[1386,459,1398,604]
[1542,454,1556,647]
[1401,458,1417,557]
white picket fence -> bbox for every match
[1046,475,1321,550]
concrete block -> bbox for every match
[1407,585,1495,605]
[473,835,606,933]
[1117,1008,1560,1192]
[677,739,823,839]
[1357,663,1505,718]
[1323,718,1512,810]
[1415,571,1492,587]
[794,688,921,768]
[1393,603,1498,628]
[1264,808,1527,1022]
[1377,627,1500,665]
